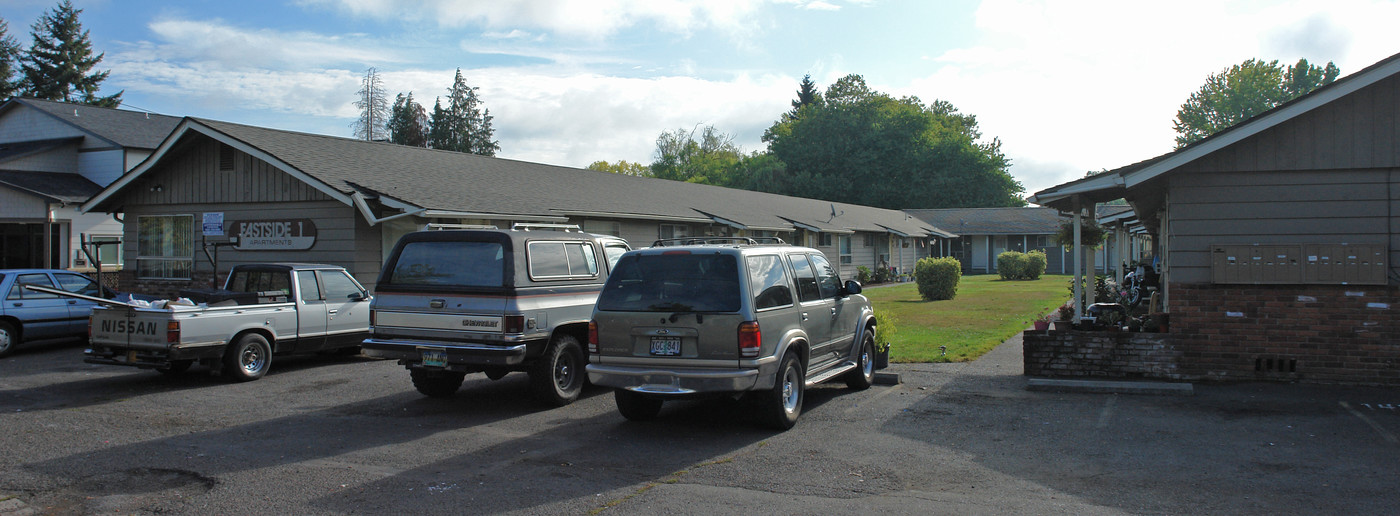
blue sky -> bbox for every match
[2,0,1396,196]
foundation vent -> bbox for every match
[1255,357,1298,373]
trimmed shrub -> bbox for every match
[997,251,1027,280]
[1024,250,1047,280]
[915,256,961,301]
[856,266,872,284]
[872,309,898,353]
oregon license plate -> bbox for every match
[421,348,448,367]
[650,337,681,356]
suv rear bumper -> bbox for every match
[363,337,530,367]
[586,362,768,394]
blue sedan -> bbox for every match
[0,269,133,357]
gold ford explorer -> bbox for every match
[586,237,876,430]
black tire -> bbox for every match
[614,389,663,421]
[410,368,465,398]
[760,352,804,430]
[157,360,194,375]
[844,331,875,390]
[529,334,586,407]
[0,321,16,358]
[223,333,272,382]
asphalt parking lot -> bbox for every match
[1,335,1397,515]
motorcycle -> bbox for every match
[1122,260,1159,309]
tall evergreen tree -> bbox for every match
[0,18,22,99]
[428,69,499,156]
[785,73,820,120]
[387,92,429,147]
[20,0,120,107]
[352,67,389,141]
[427,98,451,150]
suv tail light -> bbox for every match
[738,321,761,358]
[504,315,525,334]
[369,309,376,327]
[166,320,180,344]
[88,315,94,340]
[588,321,598,353]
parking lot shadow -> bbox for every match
[0,349,378,413]
[879,341,1400,515]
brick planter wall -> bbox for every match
[1023,330,1182,380]
[1025,283,1400,386]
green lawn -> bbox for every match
[863,274,1070,363]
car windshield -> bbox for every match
[596,253,741,312]
[386,241,505,287]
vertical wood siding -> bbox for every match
[125,138,335,206]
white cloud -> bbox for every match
[302,0,768,39]
[901,0,1400,196]
[136,19,401,70]
[801,2,842,11]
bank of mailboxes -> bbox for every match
[1210,244,1387,285]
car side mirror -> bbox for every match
[842,280,862,296]
[350,292,370,302]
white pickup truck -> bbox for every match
[82,263,371,381]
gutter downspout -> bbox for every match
[352,191,426,225]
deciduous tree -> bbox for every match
[586,160,651,176]
[1173,58,1339,148]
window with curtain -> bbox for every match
[137,215,194,279]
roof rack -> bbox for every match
[426,223,498,230]
[651,236,788,247]
[512,223,582,232]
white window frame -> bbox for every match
[658,224,690,240]
[839,236,852,264]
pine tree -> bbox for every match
[431,68,499,156]
[427,98,451,150]
[0,18,22,99]
[20,0,121,107]
[786,73,820,120]
[352,67,389,141]
[387,92,429,147]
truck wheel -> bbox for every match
[529,334,585,407]
[223,333,272,382]
[615,389,663,421]
[410,369,464,397]
[844,331,875,390]
[760,352,804,430]
[0,321,16,358]
[157,360,194,375]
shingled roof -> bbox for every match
[0,170,102,204]
[903,207,1062,235]
[87,117,948,239]
[1,98,181,150]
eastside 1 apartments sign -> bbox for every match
[228,219,317,250]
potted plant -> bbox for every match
[873,310,898,369]
[1054,304,1074,330]
[1033,315,1051,331]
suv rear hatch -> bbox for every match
[593,251,746,366]
[372,233,513,342]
